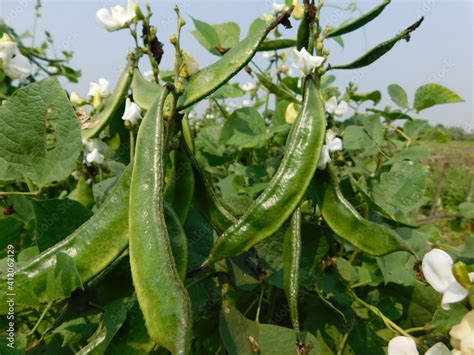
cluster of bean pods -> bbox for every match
[0,4,420,353]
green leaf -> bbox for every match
[351,90,382,105]
[219,107,272,149]
[431,303,466,333]
[78,297,131,354]
[343,125,378,156]
[331,17,424,70]
[219,305,319,354]
[211,83,245,99]
[46,252,83,302]
[377,228,430,286]
[414,83,464,112]
[388,84,409,108]
[33,198,93,252]
[192,18,240,56]
[0,216,24,251]
[107,299,157,354]
[327,0,391,38]
[0,78,81,186]
[372,161,428,216]
[53,313,102,348]
[459,202,474,219]
[132,69,162,110]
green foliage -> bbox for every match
[0,1,472,354]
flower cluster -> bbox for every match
[318,130,343,170]
[96,0,139,32]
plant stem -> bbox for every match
[129,127,135,163]
[255,286,265,324]
[27,302,52,337]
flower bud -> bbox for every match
[453,262,472,289]
[292,0,305,20]
[285,103,299,124]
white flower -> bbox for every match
[122,98,142,125]
[143,70,154,81]
[47,66,59,74]
[422,249,474,310]
[96,0,138,32]
[317,145,331,170]
[88,78,111,98]
[425,342,451,355]
[262,52,274,60]
[326,130,343,153]
[70,91,88,106]
[325,96,349,116]
[241,82,255,92]
[242,99,252,107]
[272,2,287,12]
[86,148,105,164]
[450,310,474,354]
[0,34,31,80]
[387,336,418,355]
[292,48,325,76]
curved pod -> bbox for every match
[203,78,326,266]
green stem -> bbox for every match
[255,286,265,324]
[27,302,52,337]
[129,127,135,163]
[211,98,229,119]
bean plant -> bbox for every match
[0,0,472,354]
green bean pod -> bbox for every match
[256,73,300,104]
[82,67,133,139]
[283,207,302,342]
[0,166,132,313]
[202,78,326,266]
[327,0,391,38]
[331,17,423,70]
[296,11,310,50]
[132,68,162,111]
[316,167,413,256]
[257,39,297,51]
[177,16,283,110]
[129,88,192,354]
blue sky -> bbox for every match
[1,0,473,130]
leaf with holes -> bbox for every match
[0,78,81,187]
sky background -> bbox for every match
[1,0,473,130]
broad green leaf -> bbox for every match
[0,78,81,186]
[351,90,382,105]
[403,119,429,140]
[192,18,240,56]
[52,313,102,348]
[332,17,424,70]
[384,146,430,166]
[82,68,132,139]
[219,107,272,149]
[388,84,409,108]
[131,69,162,110]
[0,216,24,251]
[336,258,358,284]
[367,108,413,121]
[327,0,391,38]
[78,297,131,354]
[211,83,245,99]
[377,228,430,286]
[343,125,378,156]
[431,304,466,333]
[219,305,319,354]
[46,252,83,302]
[33,198,93,252]
[372,161,428,216]
[414,83,464,112]
[107,299,157,354]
